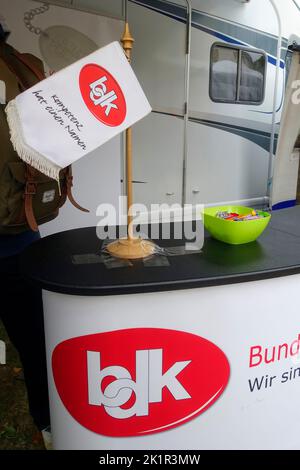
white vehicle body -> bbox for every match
[126,0,300,210]
[2,0,300,235]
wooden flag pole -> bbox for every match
[122,22,134,240]
[106,22,155,259]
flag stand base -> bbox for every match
[106,237,155,260]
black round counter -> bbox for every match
[21,206,300,296]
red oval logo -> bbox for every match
[52,328,230,437]
[79,64,126,127]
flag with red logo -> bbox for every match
[5,41,151,181]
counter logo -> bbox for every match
[87,348,191,419]
[79,64,126,126]
[52,328,230,437]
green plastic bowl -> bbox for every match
[203,205,271,245]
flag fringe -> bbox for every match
[5,100,61,181]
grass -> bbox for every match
[0,320,45,450]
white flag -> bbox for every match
[5,41,151,180]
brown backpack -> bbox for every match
[0,43,88,234]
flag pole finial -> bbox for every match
[121,22,134,61]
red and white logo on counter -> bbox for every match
[79,64,126,127]
[52,328,230,437]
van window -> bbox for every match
[210,44,266,104]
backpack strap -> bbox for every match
[65,166,89,213]
[12,50,45,82]
[24,165,39,232]
[0,46,44,92]
[0,56,27,92]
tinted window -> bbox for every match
[210,45,266,104]
[211,46,238,101]
[239,51,265,102]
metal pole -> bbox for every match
[124,0,128,23]
[267,0,282,208]
[182,0,192,207]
